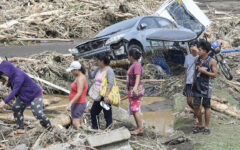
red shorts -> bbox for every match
[128,91,142,115]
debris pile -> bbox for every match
[0,103,167,150]
[203,8,240,48]
[0,0,163,42]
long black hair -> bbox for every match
[128,48,142,60]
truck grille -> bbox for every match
[76,39,107,53]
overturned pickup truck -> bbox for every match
[71,0,211,60]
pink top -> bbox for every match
[127,62,142,90]
[69,81,88,103]
[95,70,107,90]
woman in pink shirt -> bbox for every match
[66,61,88,129]
[127,49,143,135]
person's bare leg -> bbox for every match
[79,117,84,125]
[132,111,143,133]
[187,97,194,110]
[72,118,80,130]
[194,106,202,127]
[204,108,210,129]
[188,97,199,122]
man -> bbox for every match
[183,40,199,125]
[192,40,217,135]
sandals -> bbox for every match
[193,126,204,134]
[130,130,144,136]
[202,128,211,135]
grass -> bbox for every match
[173,82,240,150]
[175,115,240,150]
[213,78,238,106]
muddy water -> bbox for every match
[1,95,173,135]
[121,97,173,135]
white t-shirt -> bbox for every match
[184,54,196,84]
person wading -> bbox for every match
[192,40,218,135]
[127,49,144,136]
[66,61,88,129]
[183,40,199,126]
[0,61,52,136]
[88,54,115,129]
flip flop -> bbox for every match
[130,130,143,136]
[202,128,211,135]
[193,126,204,134]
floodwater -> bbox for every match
[1,95,173,135]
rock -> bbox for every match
[112,106,135,127]
[14,144,27,150]
[86,127,131,149]
[161,131,187,145]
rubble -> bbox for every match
[0,0,164,43]
[86,127,131,149]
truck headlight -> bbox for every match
[105,34,125,45]
[71,48,79,54]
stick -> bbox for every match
[8,57,38,63]
[45,104,68,110]
[116,78,165,83]
[68,141,97,150]
[27,73,70,94]
[31,132,45,150]
[79,0,102,7]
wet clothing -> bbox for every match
[184,54,196,84]
[183,84,193,97]
[90,97,112,129]
[71,102,87,118]
[0,61,42,106]
[13,94,52,130]
[193,97,211,108]
[192,56,213,99]
[88,67,115,90]
[69,81,88,103]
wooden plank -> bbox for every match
[27,73,70,94]
[16,38,73,42]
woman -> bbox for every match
[127,49,143,135]
[88,53,115,129]
[66,61,88,129]
[0,60,52,136]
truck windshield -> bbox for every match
[167,1,204,36]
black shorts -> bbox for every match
[183,84,193,97]
[193,97,211,108]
